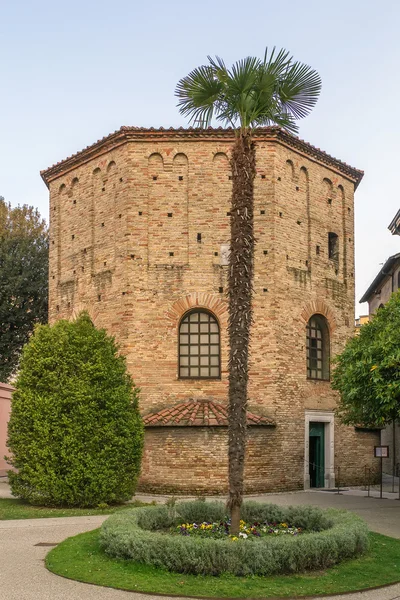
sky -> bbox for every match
[1,0,399,316]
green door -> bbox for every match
[309,422,325,488]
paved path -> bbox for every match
[1,483,400,600]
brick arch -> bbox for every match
[300,300,336,333]
[71,303,100,325]
[166,293,228,329]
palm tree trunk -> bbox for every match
[227,132,256,535]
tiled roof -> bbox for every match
[40,126,363,189]
[143,399,275,427]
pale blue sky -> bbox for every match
[1,0,399,314]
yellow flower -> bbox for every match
[231,536,238,541]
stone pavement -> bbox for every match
[1,480,400,600]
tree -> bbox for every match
[332,292,400,428]
[0,197,48,382]
[176,49,321,533]
[6,312,144,507]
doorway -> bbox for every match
[309,422,325,488]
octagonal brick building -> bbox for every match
[41,126,380,494]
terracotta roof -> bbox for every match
[40,126,363,189]
[143,399,275,427]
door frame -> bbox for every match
[304,410,335,489]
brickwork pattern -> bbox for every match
[44,128,379,493]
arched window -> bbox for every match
[306,315,330,380]
[179,310,220,379]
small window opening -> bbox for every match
[316,245,320,255]
[169,252,174,256]
[73,199,76,204]
[218,287,223,293]
[138,211,142,216]
[197,233,202,243]
[328,232,339,260]
[153,176,157,181]
[261,174,266,179]
[327,198,332,205]
[98,294,101,301]
[214,252,218,256]
[179,176,183,181]
[260,210,265,215]
[71,234,75,240]
[168,213,173,218]
[263,250,268,255]
[226,211,231,216]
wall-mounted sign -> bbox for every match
[220,244,230,266]
[374,446,389,458]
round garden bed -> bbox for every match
[100,500,369,576]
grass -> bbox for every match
[0,498,150,520]
[46,528,400,598]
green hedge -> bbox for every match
[100,501,369,576]
[7,312,144,507]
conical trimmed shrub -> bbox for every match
[7,312,144,507]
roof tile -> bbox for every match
[143,399,275,428]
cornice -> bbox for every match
[40,126,363,189]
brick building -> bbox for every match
[41,126,380,494]
[359,211,400,477]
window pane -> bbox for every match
[179,310,220,379]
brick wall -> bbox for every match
[43,127,376,493]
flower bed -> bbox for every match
[177,519,302,539]
[100,500,369,576]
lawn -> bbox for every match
[0,498,150,520]
[46,528,400,598]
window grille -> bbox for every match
[179,310,220,379]
[306,315,329,380]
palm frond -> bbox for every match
[176,48,321,132]
[277,61,322,120]
[175,65,224,127]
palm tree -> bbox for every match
[176,49,321,534]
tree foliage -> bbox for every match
[176,49,321,533]
[0,197,48,382]
[332,292,400,427]
[7,312,144,507]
